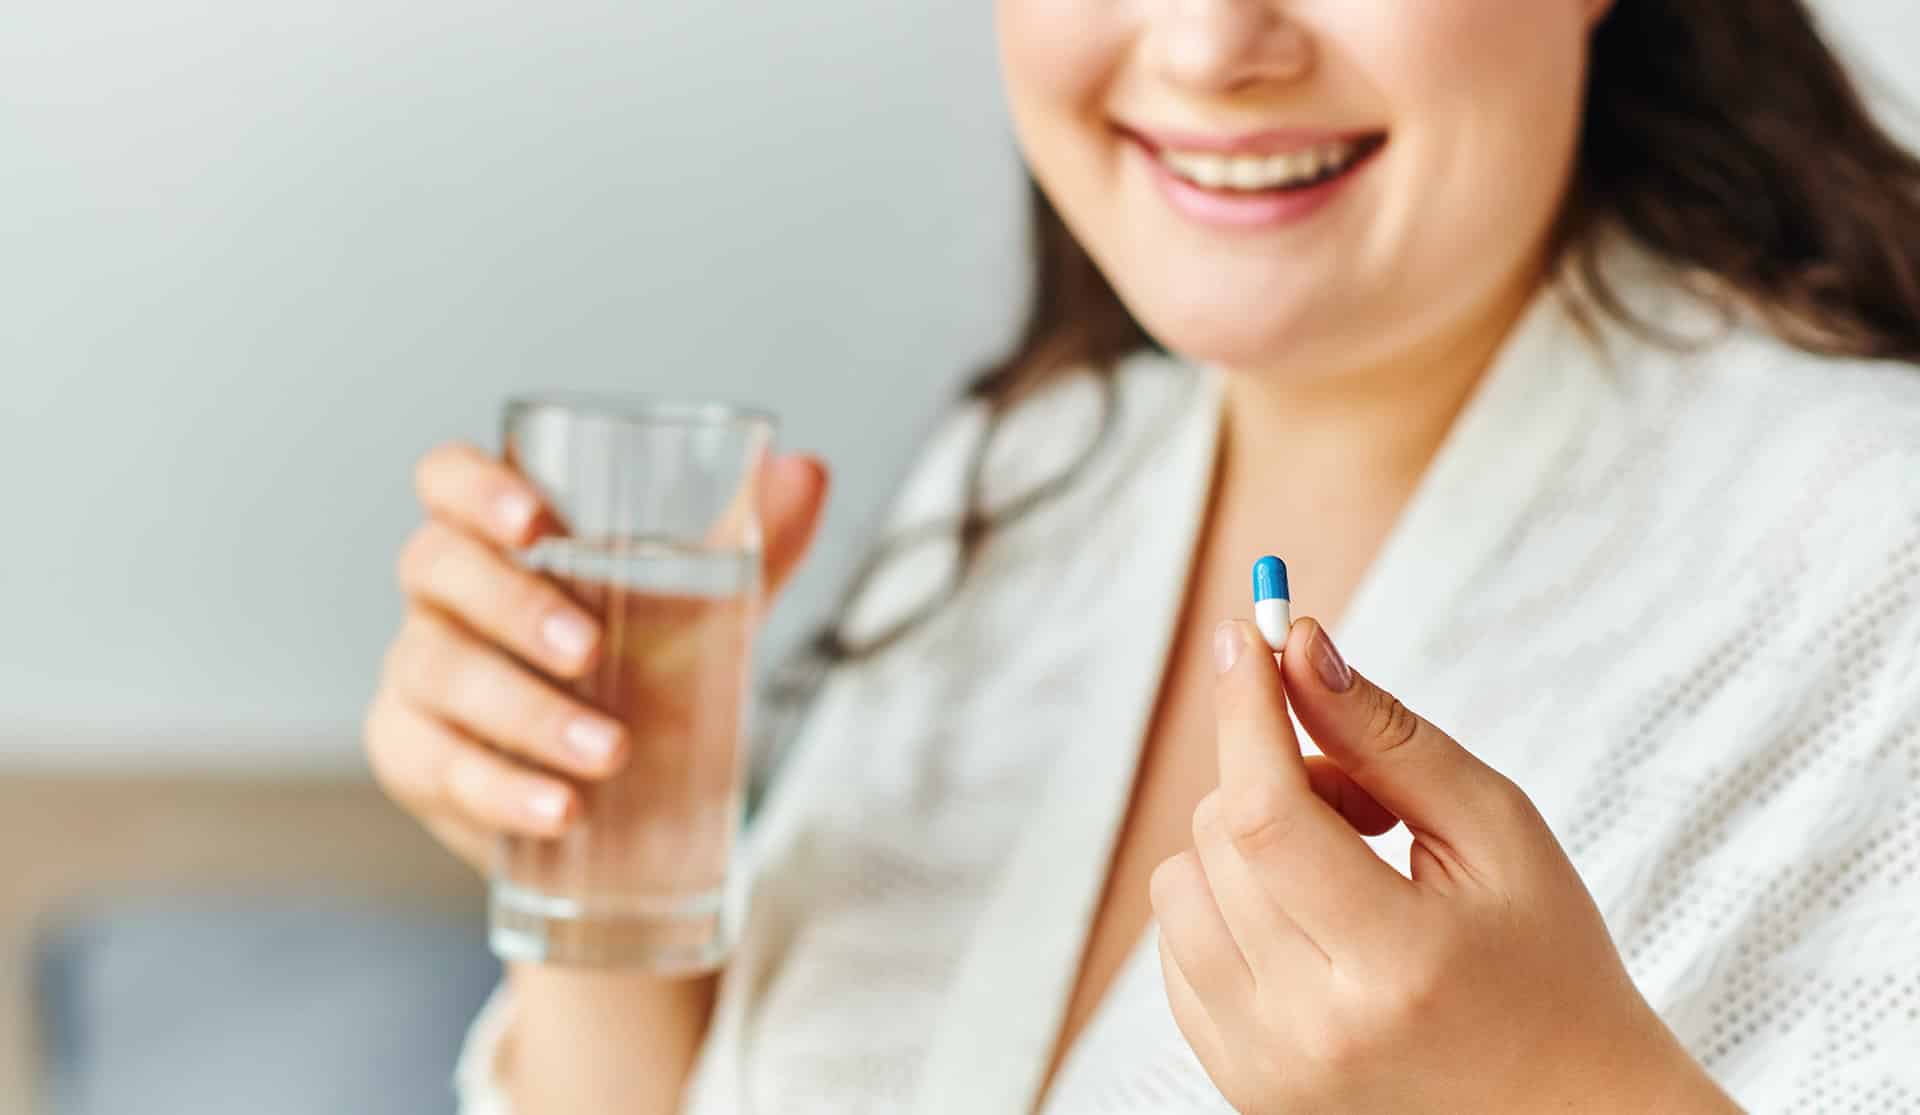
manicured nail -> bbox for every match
[541,611,596,662]
[496,490,538,537]
[526,787,570,826]
[1213,621,1246,675]
[565,716,621,767]
[1310,623,1354,693]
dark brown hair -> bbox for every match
[1567,1,1920,358]
[758,0,1920,769]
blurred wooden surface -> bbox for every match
[0,774,481,1115]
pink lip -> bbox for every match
[1124,130,1385,231]
[1122,122,1382,157]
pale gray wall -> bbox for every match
[2,2,1913,769]
[1,1,1024,768]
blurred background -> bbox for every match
[1,2,1915,1112]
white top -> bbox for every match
[456,270,1920,1113]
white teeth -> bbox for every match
[1158,139,1364,192]
[1167,152,1232,188]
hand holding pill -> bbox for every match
[1146,561,1739,1114]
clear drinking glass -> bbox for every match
[488,395,773,971]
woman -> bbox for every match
[365,0,1920,1110]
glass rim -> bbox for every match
[504,392,777,433]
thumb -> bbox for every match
[1279,618,1539,880]
[762,452,830,601]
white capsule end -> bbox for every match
[1253,597,1290,652]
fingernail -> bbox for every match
[1213,621,1246,675]
[541,611,597,662]
[526,788,570,826]
[1310,623,1354,693]
[496,490,538,537]
[565,716,621,767]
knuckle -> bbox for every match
[440,748,487,815]
[384,612,439,686]
[1189,790,1223,846]
[1309,976,1434,1070]
[360,695,394,769]
[1301,1020,1372,1072]
[378,634,406,689]
[1363,689,1422,756]
[413,444,452,502]
[361,693,428,805]
[394,524,445,594]
[392,613,464,704]
[1485,773,1542,831]
[382,620,424,691]
[1220,780,1298,853]
[1148,851,1203,915]
[414,441,479,500]
[1377,969,1444,1035]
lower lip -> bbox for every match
[1130,135,1380,230]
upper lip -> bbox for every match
[1120,122,1385,156]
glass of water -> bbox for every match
[488,394,772,971]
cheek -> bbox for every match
[995,0,1123,148]
[1388,2,1591,152]
[996,0,1143,308]
[1366,2,1591,271]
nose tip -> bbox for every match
[1156,2,1313,93]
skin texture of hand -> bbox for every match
[1149,617,1743,1115]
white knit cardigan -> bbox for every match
[458,273,1920,1113]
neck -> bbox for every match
[1217,267,1544,507]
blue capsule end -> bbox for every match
[1252,555,1289,603]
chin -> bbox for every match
[1124,285,1328,375]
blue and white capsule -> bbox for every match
[1252,555,1291,651]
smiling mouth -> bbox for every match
[1131,132,1388,194]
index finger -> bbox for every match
[414,441,549,549]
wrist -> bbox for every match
[1525,996,1739,1115]
[507,960,719,1051]
[1601,1010,1740,1115]
[1638,1036,1740,1115]
[505,963,720,1112]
